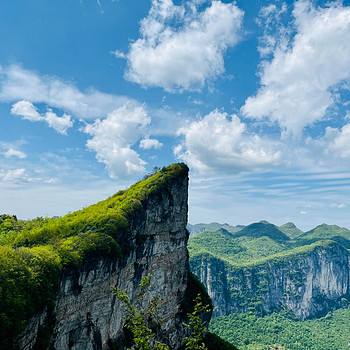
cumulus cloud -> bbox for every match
[4,148,26,159]
[174,109,282,173]
[10,100,42,121]
[84,104,151,178]
[139,138,163,150]
[116,0,244,91]
[0,64,131,120]
[242,1,350,134]
[44,109,73,135]
[325,124,350,158]
[0,168,30,183]
[11,100,73,135]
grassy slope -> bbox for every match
[188,230,291,266]
[297,224,350,248]
[0,163,188,349]
[188,223,241,236]
[278,222,304,239]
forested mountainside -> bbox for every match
[188,221,350,349]
[0,164,236,350]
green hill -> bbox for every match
[234,221,290,242]
[297,223,350,248]
[188,229,291,265]
[279,222,304,238]
[188,222,241,237]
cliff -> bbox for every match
[190,240,350,320]
[3,164,195,350]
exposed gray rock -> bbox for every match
[18,170,190,350]
[191,242,350,320]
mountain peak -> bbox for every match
[236,221,290,242]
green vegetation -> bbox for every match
[0,163,188,350]
[209,308,350,350]
[278,222,303,239]
[235,222,290,242]
[113,273,237,350]
[188,220,350,350]
[188,231,289,265]
[298,223,350,248]
[188,223,241,237]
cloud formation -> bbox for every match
[11,100,73,135]
[4,148,26,159]
[84,104,151,178]
[325,124,350,158]
[116,0,244,91]
[175,110,282,173]
[0,168,30,183]
[139,138,163,150]
[0,64,131,120]
[242,1,350,134]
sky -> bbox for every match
[1,0,350,231]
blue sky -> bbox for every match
[1,0,350,230]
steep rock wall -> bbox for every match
[190,242,350,320]
[18,170,189,350]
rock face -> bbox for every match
[191,242,350,320]
[18,169,190,350]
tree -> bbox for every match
[112,274,210,350]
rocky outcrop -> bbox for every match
[191,241,350,320]
[18,168,190,350]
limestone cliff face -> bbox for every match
[18,170,189,350]
[191,242,350,320]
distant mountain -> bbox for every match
[187,222,241,237]
[279,222,304,238]
[188,219,350,350]
[235,221,290,242]
[298,223,350,248]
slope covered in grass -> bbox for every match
[188,229,291,265]
[297,223,350,248]
[0,163,188,349]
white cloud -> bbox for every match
[330,203,346,208]
[44,109,73,135]
[139,138,163,150]
[256,2,288,58]
[10,100,42,121]
[326,124,350,158]
[300,211,307,215]
[4,148,26,159]
[11,100,73,135]
[84,104,151,178]
[0,64,131,120]
[0,168,30,183]
[175,109,282,173]
[118,0,244,91]
[242,1,350,134]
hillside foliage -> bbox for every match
[0,163,188,349]
[188,220,350,349]
[210,308,350,350]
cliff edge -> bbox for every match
[1,164,194,350]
